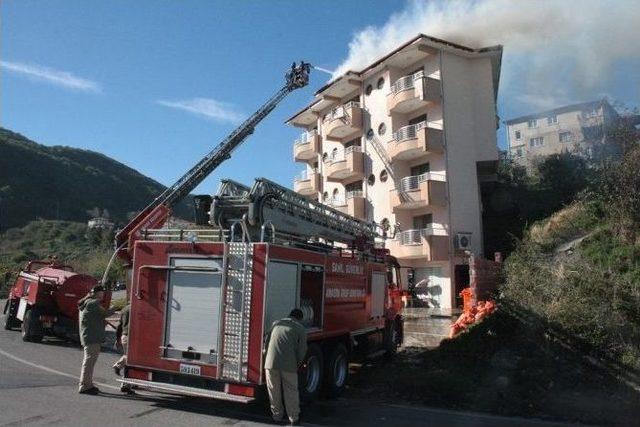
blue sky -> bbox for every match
[2,1,639,194]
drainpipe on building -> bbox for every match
[438,48,457,309]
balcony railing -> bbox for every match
[398,226,447,245]
[390,71,424,95]
[294,129,318,146]
[346,190,363,199]
[325,145,362,163]
[399,172,446,192]
[294,168,318,182]
[323,101,360,123]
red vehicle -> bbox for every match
[3,259,110,342]
[122,229,403,402]
[113,63,404,402]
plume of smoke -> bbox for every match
[334,0,640,109]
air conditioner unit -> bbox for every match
[454,232,473,251]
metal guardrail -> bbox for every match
[390,70,424,95]
[142,228,229,242]
[346,190,363,199]
[399,172,446,192]
[325,145,362,163]
[294,168,318,182]
[392,120,443,142]
[398,226,446,245]
[294,129,318,146]
[323,101,360,123]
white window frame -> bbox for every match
[527,119,538,128]
[514,130,521,140]
[547,115,558,125]
[529,137,544,148]
[559,131,572,143]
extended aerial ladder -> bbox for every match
[205,177,384,250]
[115,62,311,262]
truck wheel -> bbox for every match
[299,343,323,403]
[21,309,43,343]
[323,343,349,398]
[383,319,400,360]
[3,299,17,330]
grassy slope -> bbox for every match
[349,202,639,425]
[0,127,192,229]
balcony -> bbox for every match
[388,121,444,161]
[389,172,447,211]
[328,191,366,219]
[293,169,321,197]
[324,146,365,182]
[387,71,441,114]
[293,130,321,162]
[322,102,363,141]
[388,226,449,260]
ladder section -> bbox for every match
[220,242,254,382]
[211,178,381,246]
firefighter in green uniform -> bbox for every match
[77,285,115,394]
[264,308,307,425]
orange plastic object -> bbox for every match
[449,288,497,338]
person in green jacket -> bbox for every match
[77,285,115,394]
[264,309,307,425]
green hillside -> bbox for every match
[0,128,192,229]
[0,220,125,298]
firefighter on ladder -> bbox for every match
[264,308,307,426]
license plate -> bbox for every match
[179,363,201,376]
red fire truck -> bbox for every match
[3,259,110,342]
[113,63,404,403]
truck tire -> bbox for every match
[299,343,323,403]
[383,318,400,360]
[21,308,43,343]
[323,343,349,398]
[3,299,18,330]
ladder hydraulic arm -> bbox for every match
[115,62,311,261]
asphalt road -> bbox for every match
[0,316,572,427]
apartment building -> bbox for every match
[287,34,502,309]
[505,99,621,168]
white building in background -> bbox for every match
[87,217,114,230]
[287,34,502,309]
[505,99,624,168]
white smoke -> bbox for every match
[333,0,640,109]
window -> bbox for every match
[514,130,521,140]
[547,115,558,125]
[323,191,328,201]
[332,188,339,198]
[367,174,376,186]
[322,152,328,162]
[365,84,373,96]
[377,77,385,89]
[378,123,386,136]
[413,214,433,229]
[380,170,388,182]
[529,137,544,148]
[409,114,427,126]
[512,148,523,157]
[366,129,374,140]
[345,181,362,192]
[344,137,360,148]
[331,147,338,160]
[410,163,430,176]
[527,119,538,128]
[559,131,572,143]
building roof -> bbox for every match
[286,33,503,126]
[504,99,608,125]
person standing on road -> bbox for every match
[264,309,307,426]
[112,300,134,395]
[77,285,115,395]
